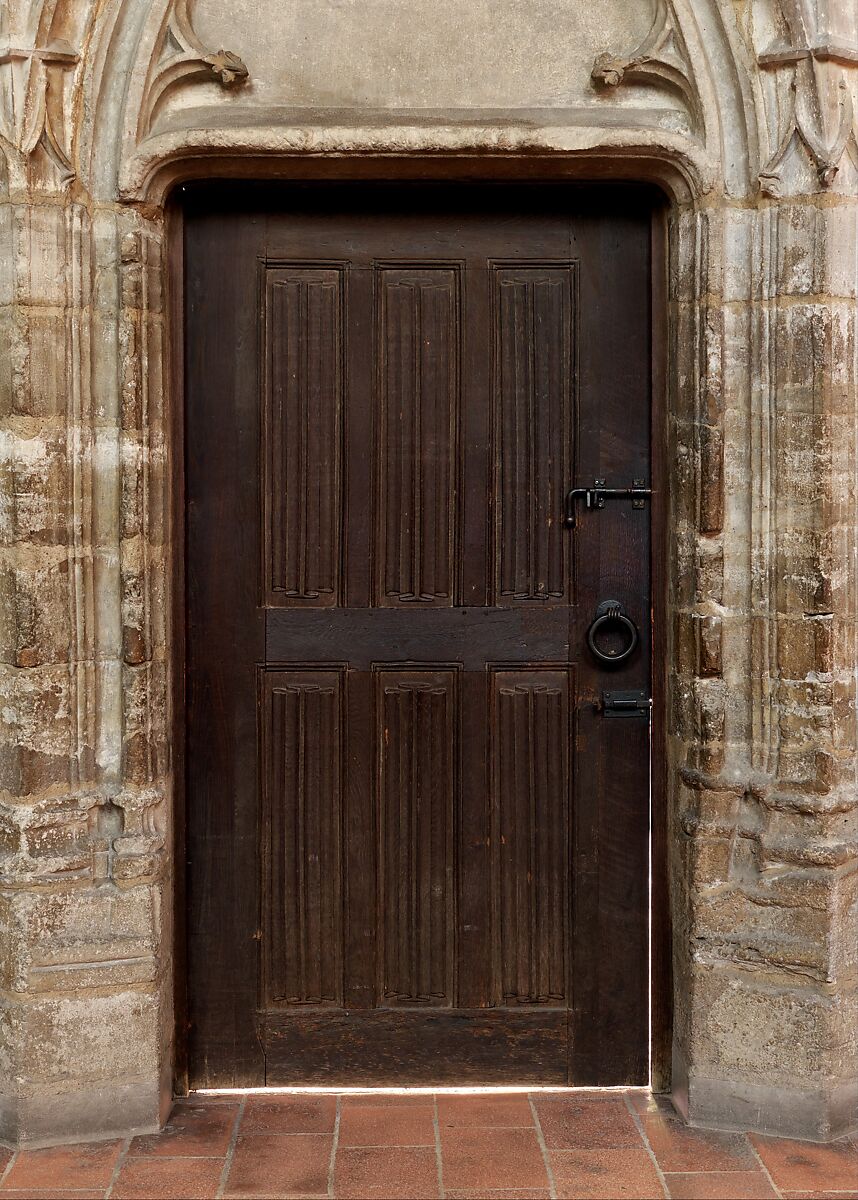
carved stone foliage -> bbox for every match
[138,0,249,139]
[0,38,79,188]
[757,0,858,194]
[591,0,703,134]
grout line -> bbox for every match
[216,1094,247,1200]
[230,1129,366,1139]
[623,1094,670,1200]
[433,1094,445,1200]
[104,1135,132,1200]
[528,1093,558,1200]
[655,1169,790,1176]
[0,1150,16,1189]
[327,1095,341,1200]
[747,1134,784,1199]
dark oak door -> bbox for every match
[184,183,655,1087]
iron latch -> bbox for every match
[601,690,652,719]
[565,480,652,528]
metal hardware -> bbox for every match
[587,600,639,666]
[564,479,652,528]
[602,690,652,719]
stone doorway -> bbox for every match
[1,0,856,1149]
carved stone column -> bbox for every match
[668,0,858,1141]
[0,7,173,1146]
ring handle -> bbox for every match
[587,601,639,665]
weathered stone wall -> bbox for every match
[0,0,856,1148]
[670,192,858,1137]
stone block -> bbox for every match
[0,1077,163,1149]
[0,558,72,668]
[776,527,833,613]
[687,967,854,1084]
[674,970,858,1139]
[777,200,858,300]
[719,207,756,304]
[13,990,160,1085]
[0,884,160,994]
[0,666,74,798]
[0,423,70,546]
[720,304,752,409]
[12,206,69,309]
[701,306,725,424]
[698,425,724,535]
[696,543,724,605]
[0,985,169,1146]
[778,614,834,680]
[122,662,168,789]
[5,309,76,420]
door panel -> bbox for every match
[264,268,344,607]
[494,264,575,604]
[262,670,344,1009]
[376,266,459,607]
[377,668,457,1007]
[185,183,654,1087]
[493,669,571,1008]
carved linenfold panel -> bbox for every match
[494,266,575,603]
[266,268,343,605]
[377,268,460,607]
[139,0,249,138]
[377,670,456,1006]
[591,0,702,133]
[264,672,343,1007]
[492,671,570,1007]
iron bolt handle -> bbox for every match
[565,480,652,528]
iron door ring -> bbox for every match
[587,602,639,666]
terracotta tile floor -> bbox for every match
[0,1091,855,1199]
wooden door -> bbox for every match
[184,183,655,1087]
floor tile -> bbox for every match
[534,1096,643,1149]
[338,1094,435,1107]
[437,1095,534,1129]
[445,1192,552,1199]
[664,1170,778,1198]
[334,1146,439,1198]
[551,1148,666,1199]
[337,1102,435,1147]
[224,1133,332,1198]
[0,1141,124,1191]
[642,1113,757,1172]
[240,1096,336,1137]
[441,1127,549,1191]
[750,1134,858,1192]
[781,1192,858,1199]
[0,1192,105,1199]
[130,1100,239,1157]
[112,1155,225,1198]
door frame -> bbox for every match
[168,174,671,1095]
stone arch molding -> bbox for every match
[4,1,857,200]
[72,0,762,203]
